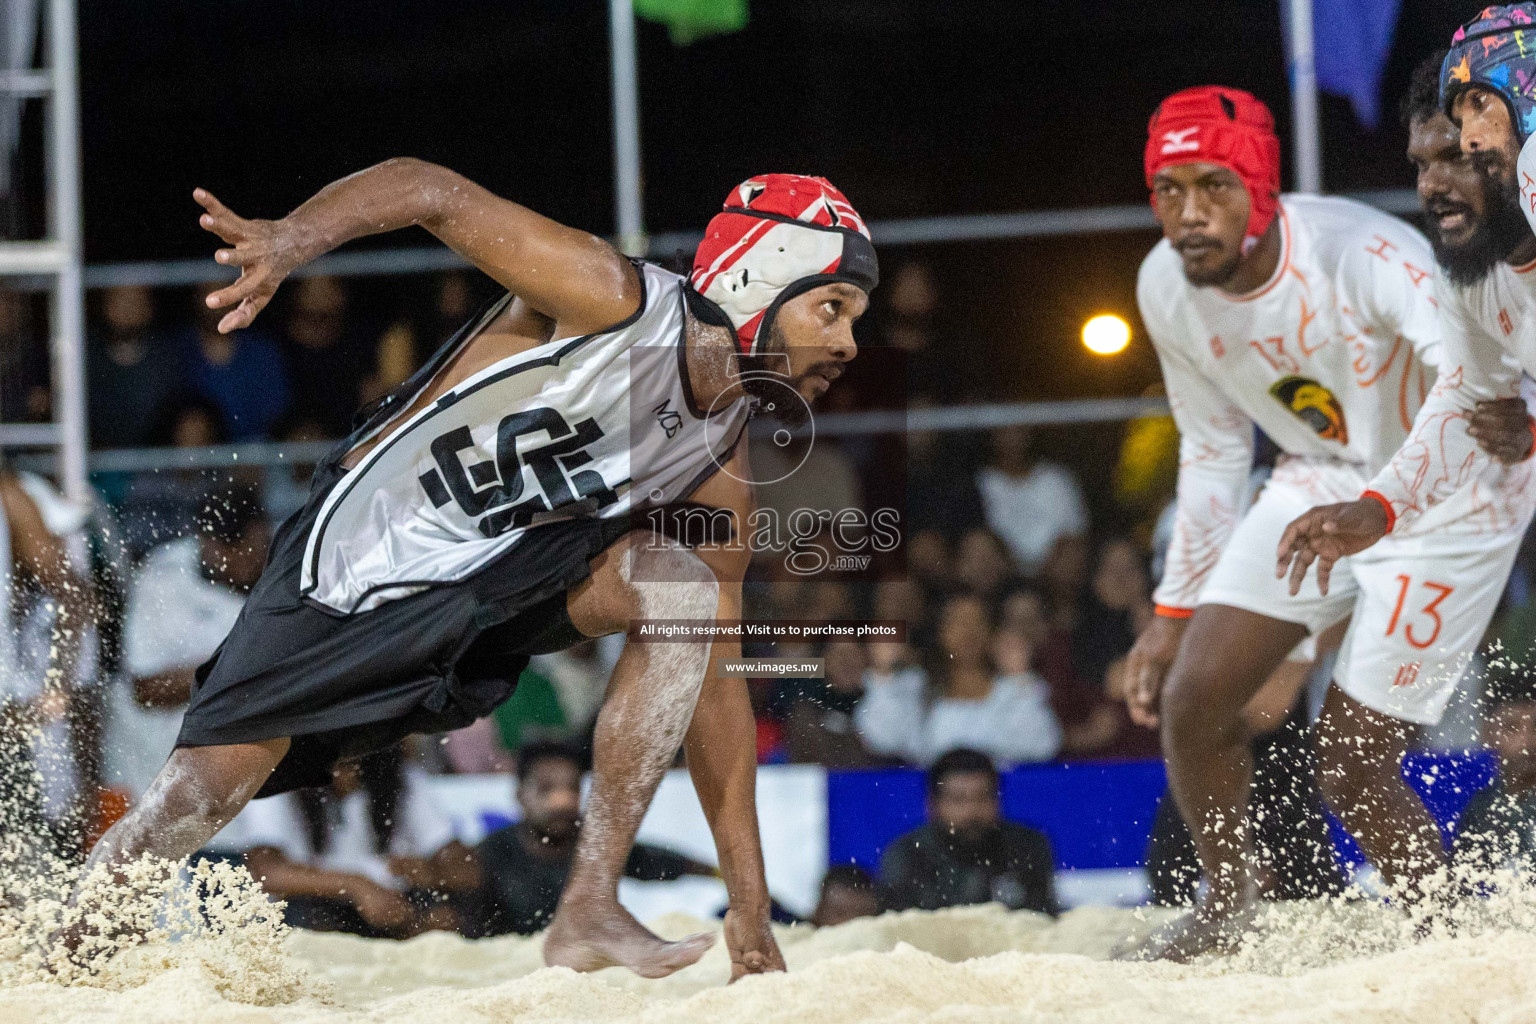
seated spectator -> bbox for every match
[906,529,955,593]
[778,641,882,767]
[879,749,1057,915]
[1060,538,1155,759]
[87,284,180,449]
[173,282,289,441]
[476,742,715,936]
[1038,533,1090,631]
[0,286,50,423]
[119,394,229,558]
[279,276,376,438]
[211,746,477,938]
[856,593,1061,765]
[811,864,881,927]
[104,483,267,802]
[953,528,1020,603]
[975,425,1087,575]
[1453,685,1536,874]
[905,405,984,539]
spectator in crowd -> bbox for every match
[211,746,477,938]
[0,286,49,423]
[87,285,180,449]
[1054,537,1156,759]
[1453,685,1536,875]
[975,425,1087,576]
[278,276,376,437]
[751,434,864,558]
[856,593,1061,765]
[880,749,1056,915]
[476,742,715,936]
[0,469,97,867]
[778,640,882,767]
[119,394,230,559]
[174,282,289,441]
[906,529,955,593]
[810,864,880,927]
[104,483,267,802]
[952,527,1020,604]
[905,403,985,540]
[1038,534,1090,632]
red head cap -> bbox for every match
[1144,86,1282,251]
[690,174,879,354]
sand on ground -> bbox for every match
[6,894,1536,1024]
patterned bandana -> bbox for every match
[1442,4,1536,144]
[1144,86,1283,252]
[689,174,879,354]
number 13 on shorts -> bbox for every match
[1384,575,1454,650]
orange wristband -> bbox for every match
[1154,604,1194,619]
[1359,489,1396,534]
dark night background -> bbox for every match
[58,0,1475,406]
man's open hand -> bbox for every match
[1468,397,1536,464]
[195,188,309,334]
[1275,497,1389,596]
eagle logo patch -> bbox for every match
[1269,376,1348,444]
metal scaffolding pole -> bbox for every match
[0,0,84,499]
[47,0,85,502]
[609,0,646,256]
[1285,0,1323,193]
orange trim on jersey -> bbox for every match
[1154,604,1195,619]
[1360,489,1396,534]
[1513,254,1536,275]
[1523,415,1536,462]
[1216,205,1292,304]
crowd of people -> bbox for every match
[1,248,1535,942]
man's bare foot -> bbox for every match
[543,900,715,979]
[1118,898,1260,963]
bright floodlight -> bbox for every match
[1082,314,1130,356]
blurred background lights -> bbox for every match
[1082,314,1130,356]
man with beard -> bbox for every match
[475,742,714,937]
[878,748,1057,916]
[1281,6,1536,581]
[1125,84,1536,961]
[70,166,877,980]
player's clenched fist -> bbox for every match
[1274,497,1390,597]
[1122,614,1188,729]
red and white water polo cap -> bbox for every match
[689,174,879,354]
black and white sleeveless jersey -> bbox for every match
[301,261,750,614]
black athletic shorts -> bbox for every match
[177,458,631,797]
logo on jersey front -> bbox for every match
[417,406,619,538]
[653,398,682,439]
[1160,127,1200,155]
[1268,376,1348,444]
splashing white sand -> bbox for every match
[7,894,1536,1023]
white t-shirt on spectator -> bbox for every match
[855,665,1062,765]
[205,767,456,890]
[104,537,245,799]
[975,463,1087,573]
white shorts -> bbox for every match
[1199,458,1534,725]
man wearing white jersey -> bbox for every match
[1125,84,1536,960]
[71,166,878,980]
[1282,6,1536,579]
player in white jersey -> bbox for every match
[1281,5,1536,578]
[69,165,878,979]
[1124,84,1536,960]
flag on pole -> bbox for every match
[1309,0,1403,129]
[633,0,748,46]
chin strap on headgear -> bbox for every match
[1144,86,1282,254]
[1442,4,1536,145]
[689,174,879,355]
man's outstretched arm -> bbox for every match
[195,158,639,336]
[683,447,783,981]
